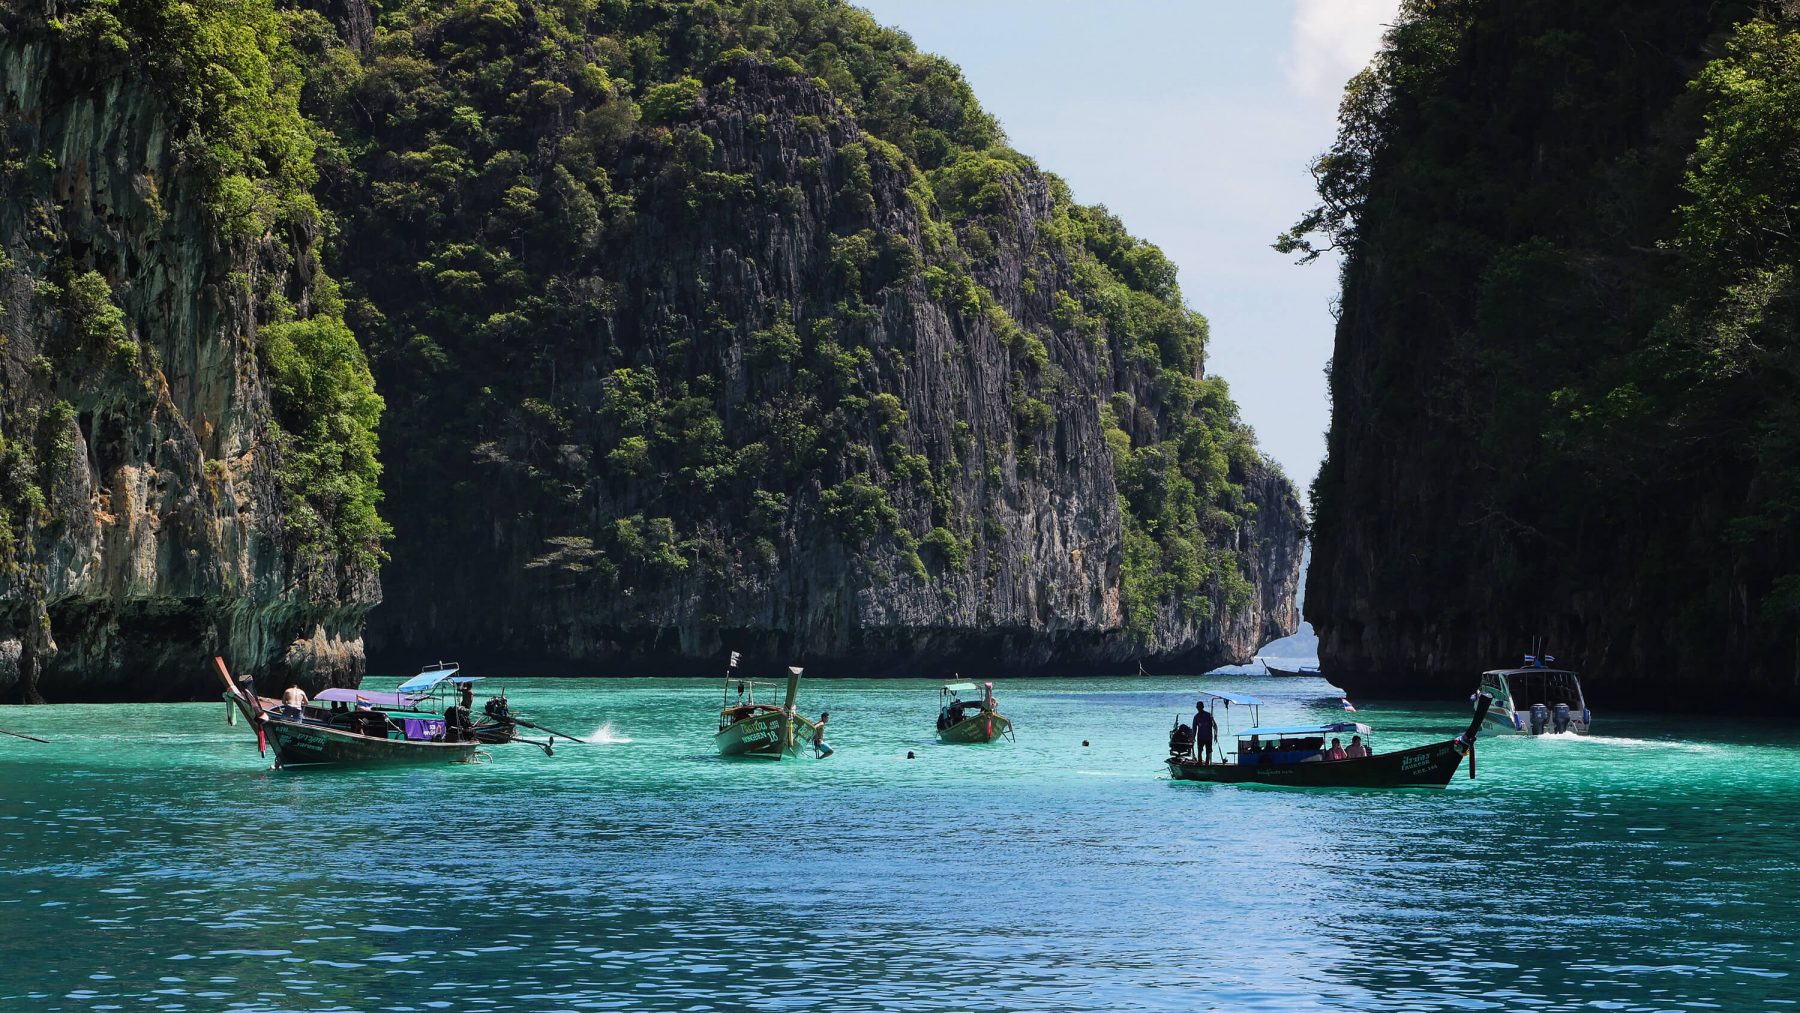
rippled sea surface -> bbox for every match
[3,675,1797,1011]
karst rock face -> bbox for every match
[350,52,1303,677]
[1304,0,1800,707]
[0,13,377,701]
[0,0,1302,698]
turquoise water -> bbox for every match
[2,675,1797,1011]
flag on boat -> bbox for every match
[1545,655,1556,663]
[729,651,741,668]
[1524,654,1537,663]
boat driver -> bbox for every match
[1191,701,1216,763]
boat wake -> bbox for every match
[1542,733,1715,753]
[582,722,632,744]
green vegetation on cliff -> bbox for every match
[1292,0,1800,698]
[1,0,1300,688]
[2,0,386,570]
[292,0,1279,660]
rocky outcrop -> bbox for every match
[1304,0,1800,708]
[348,51,1303,676]
[0,26,376,701]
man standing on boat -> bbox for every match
[281,681,309,717]
[1192,701,1216,764]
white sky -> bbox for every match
[854,0,1400,496]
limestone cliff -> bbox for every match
[0,5,380,701]
[0,0,1304,698]
[310,4,1304,676]
[1298,0,1800,706]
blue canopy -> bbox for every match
[1201,691,1263,706]
[1236,721,1371,738]
[315,688,420,708]
[396,663,460,693]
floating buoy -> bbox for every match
[1082,740,1090,747]
[906,751,915,759]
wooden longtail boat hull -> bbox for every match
[937,712,1011,744]
[1167,738,1468,788]
[1262,665,1319,678]
[473,720,516,745]
[263,718,482,768]
[715,712,795,758]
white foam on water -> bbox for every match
[1541,733,1716,754]
[582,722,632,744]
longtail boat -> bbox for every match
[216,657,486,769]
[1259,659,1321,677]
[1166,693,1494,789]
[715,664,816,759]
[935,680,1013,744]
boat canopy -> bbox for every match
[1202,691,1263,706]
[396,663,460,693]
[1236,721,1372,738]
[314,688,419,708]
[1483,667,1579,678]
[943,682,978,692]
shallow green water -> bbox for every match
[2,674,1796,1011]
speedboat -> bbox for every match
[1478,659,1591,735]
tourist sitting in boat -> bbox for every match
[1327,737,1347,761]
[1345,735,1369,758]
[1242,734,1262,763]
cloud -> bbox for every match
[1285,0,1403,101]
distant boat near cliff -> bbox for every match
[935,680,1014,744]
[1479,657,1592,735]
[1258,659,1322,678]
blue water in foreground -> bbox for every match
[2,675,1797,1011]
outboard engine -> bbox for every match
[1552,702,1571,734]
[1169,718,1196,758]
[1529,702,1550,736]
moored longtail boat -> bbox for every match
[714,662,815,759]
[215,657,484,769]
[1166,694,1494,789]
[935,680,1013,744]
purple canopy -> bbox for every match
[314,688,421,709]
